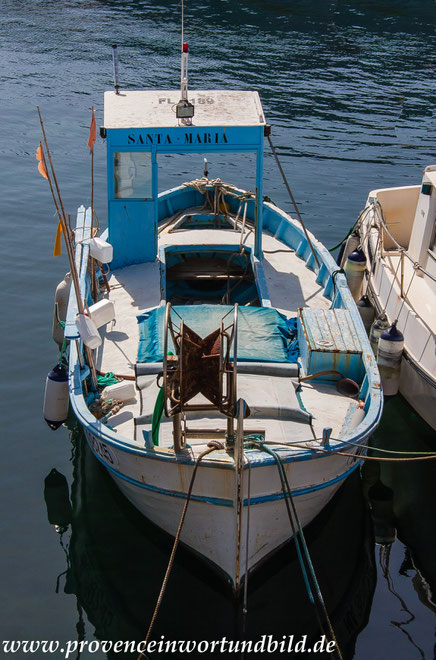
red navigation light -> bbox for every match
[183,42,189,53]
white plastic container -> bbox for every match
[89,237,113,264]
[75,313,102,349]
[101,381,136,402]
[89,299,115,329]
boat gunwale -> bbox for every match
[67,187,382,463]
[88,442,363,504]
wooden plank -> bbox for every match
[65,206,92,339]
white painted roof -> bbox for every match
[104,90,266,128]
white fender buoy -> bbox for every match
[75,314,102,349]
[369,314,389,356]
[52,272,72,348]
[377,321,404,396]
[357,295,375,333]
[339,230,360,268]
[43,364,69,430]
[344,248,366,301]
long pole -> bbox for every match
[90,106,98,302]
[267,134,321,269]
[38,106,98,388]
[37,107,83,314]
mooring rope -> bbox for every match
[266,134,321,270]
[327,203,372,253]
[261,435,436,462]
[241,453,252,645]
[247,438,343,660]
[317,447,436,463]
[138,440,225,659]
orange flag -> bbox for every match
[36,142,48,179]
[53,221,63,257]
[88,108,96,153]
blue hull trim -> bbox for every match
[89,439,361,508]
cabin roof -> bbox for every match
[103,90,266,129]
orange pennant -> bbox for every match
[88,108,96,153]
[36,142,48,179]
[53,220,63,257]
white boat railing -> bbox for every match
[371,199,436,287]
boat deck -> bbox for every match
[96,226,329,376]
[93,224,359,449]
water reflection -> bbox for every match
[360,395,436,659]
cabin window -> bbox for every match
[113,152,152,199]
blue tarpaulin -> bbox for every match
[137,305,299,364]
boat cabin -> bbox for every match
[103,89,266,268]
[368,165,436,282]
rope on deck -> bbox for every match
[137,440,225,659]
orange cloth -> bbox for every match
[53,221,63,257]
[88,108,96,153]
[36,142,48,179]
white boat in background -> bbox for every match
[357,166,436,430]
[42,42,382,593]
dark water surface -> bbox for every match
[1,1,435,658]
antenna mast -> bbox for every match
[180,0,188,100]
[112,45,120,95]
[176,0,194,124]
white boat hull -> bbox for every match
[359,174,436,430]
[399,352,436,430]
[84,426,363,589]
[365,274,436,430]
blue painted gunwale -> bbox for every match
[67,186,382,475]
[90,443,362,507]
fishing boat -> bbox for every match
[42,41,382,592]
[356,166,436,431]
